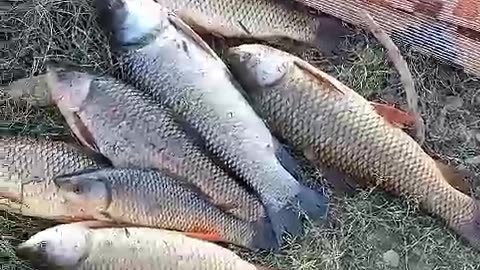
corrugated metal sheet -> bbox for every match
[295,0,480,77]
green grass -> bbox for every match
[2,0,480,269]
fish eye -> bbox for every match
[240,52,252,62]
[72,184,84,194]
[39,240,48,251]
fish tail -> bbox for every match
[295,184,330,223]
[273,140,304,181]
[265,202,304,243]
[454,200,480,250]
[273,140,331,222]
[246,215,280,251]
[263,184,329,242]
[312,15,350,55]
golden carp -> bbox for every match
[53,167,277,250]
[93,0,330,242]
[0,135,109,221]
[226,43,480,249]
[152,0,349,54]
[16,223,277,270]
[46,64,267,225]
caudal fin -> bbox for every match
[266,204,304,245]
[296,185,330,223]
[313,15,351,56]
[246,216,280,251]
[265,185,329,244]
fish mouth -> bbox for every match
[16,243,55,270]
[94,0,128,43]
[94,0,166,46]
[16,242,42,263]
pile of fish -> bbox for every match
[2,0,480,268]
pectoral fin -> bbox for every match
[370,101,416,129]
[183,231,223,242]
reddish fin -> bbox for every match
[183,231,224,242]
[370,101,416,129]
[434,160,471,195]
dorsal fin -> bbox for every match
[292,58,345,95]
[167,12,221,61]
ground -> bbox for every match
[1,0,480,269]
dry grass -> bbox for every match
[2,0,480,269]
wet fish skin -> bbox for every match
[94,0,330,241]
[46,64,267,224]
[53,167,278,250]
[226,43,480,249]
[0,135,109,220]
[16,223,277,270]
[153,0,348,54]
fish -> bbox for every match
[0,135,109,221]
[46,64,267,225]
[53,167,277,250]
[225,43,480,249]
[93,0,330,241]
[16,223,277,270]
[151,0,350,55]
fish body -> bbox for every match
[53,167,277,250]
[47,65,266,224]
[0,135,108,220]
[16,223,275,270]
[94,0,330,240]
[226,43,480,249]
[153,0,333,45]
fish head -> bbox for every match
[226,44,291,92]
[53,169,112,217]
[16,223,91,268]
[45,61,99,151]
[45,61,93,113]
[94,0,170,47]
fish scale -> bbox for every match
[16,224,274,269]
[54,168,277,250]
[227,44,480,250]
[48,67,266,223]
[0,135,108,220]
[154,0,318,43]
